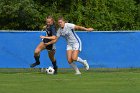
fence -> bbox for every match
[0,31,140,68]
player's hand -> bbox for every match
[40,35,46,39]
[86,28,94,32]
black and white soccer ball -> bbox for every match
[45,66,55,75]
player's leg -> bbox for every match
[30,42,45,68]
[48,49,58,74]
[72,43,89,70]
[67,49,81,74]
[72,50,89,70]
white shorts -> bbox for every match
[67,43,82,51]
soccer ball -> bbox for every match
[45,66,55,75]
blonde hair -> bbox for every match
[58,16,66,22]
[46,15,55,23]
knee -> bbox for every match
[72,56,78,61]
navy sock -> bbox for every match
[34,56,40,63]
[52,61,57,69]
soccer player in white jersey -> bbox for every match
[41,17,94,74]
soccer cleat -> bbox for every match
[83,60,89,70]
[30,62,40,68]
[53,66,58,74]
[75,71,81,75]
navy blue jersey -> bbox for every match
[46,24,56,36]
[41,24,56,50]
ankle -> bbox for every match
[36,61,40,64]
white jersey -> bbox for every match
[57,23,81,45]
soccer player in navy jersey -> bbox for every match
[30,16,58,74]
[41,17,94,75]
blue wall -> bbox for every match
[0,31,140,68]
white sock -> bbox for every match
[76,57,85,64]
[70,62,80,73]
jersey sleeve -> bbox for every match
[67,23,75,29]
[51,25,57,36]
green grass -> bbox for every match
[0,68,140,93]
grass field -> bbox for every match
[0,68,140,93]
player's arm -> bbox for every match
[74,25,94,32]
[40,35,56,40]
[44,37,59,46]
[44,28,61,46]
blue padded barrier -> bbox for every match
[0,31,140,68]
